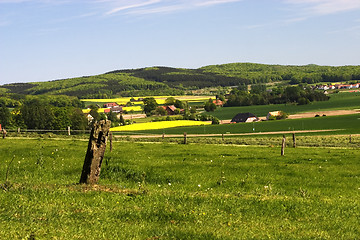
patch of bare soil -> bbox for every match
[287,109,360,119]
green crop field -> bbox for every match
[122,114,360,136]
[209,92,360,120]
[0,138,359,239]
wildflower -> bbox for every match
[168,183,171,186]
[198,184,201,187]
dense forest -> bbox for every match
[2,63,360,98]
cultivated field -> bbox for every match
[117,114,360,136]
[209,92,360,120]
[0,138,359,239]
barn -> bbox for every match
[231,112,259,123]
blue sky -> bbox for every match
[1,0,360,84]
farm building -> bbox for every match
[161,105,177,115]
[103,102,118,108]
[213,99,224,106]
[85,113,94,122]
[109,106,123,113]
[231,112,259,123]
[267,111,281,120]
[104,106,123,113]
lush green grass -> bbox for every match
[210,92,360,120]
[1,139,359,239]
[126,114,360,135]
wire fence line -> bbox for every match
[4,128,91,134]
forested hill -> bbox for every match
[2,63,360,98]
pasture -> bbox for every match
[0,138,359,239]
[209,91,360,120]
[115,114,360,136]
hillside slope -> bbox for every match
[2,63,360,98]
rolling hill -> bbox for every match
[2,63,360,98]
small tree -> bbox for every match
[154,106,167,116]
[204,99,216,112]
[143,97,158,116]
[164,97,176,106]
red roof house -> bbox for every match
[103,102,118,108]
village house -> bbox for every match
[85,113,94,122]
[103,102,118,108]
[231,112,259,123]
[266,111,281,120]
[213,99,224,107]
[161,105,177,115]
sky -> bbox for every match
[1,0,360,84]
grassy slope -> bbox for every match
[3,63,360,97]
[0,139,359,239]
[209,92,360,120]
[120,113,360,135]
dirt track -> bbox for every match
[287,109,360,119]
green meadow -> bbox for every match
[1,138,360,239]
[209,91,360,120]
[122,114,360,136]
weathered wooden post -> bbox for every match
[349,134,352,144]
[222,133,224,141]
[292,133,296,148]
[281,135,286,156]
[17,128,20,133]
[67,126,71,136]
[2,129,6,139]
[184,132,187,144]
[109,131,113,152]
[79,120,111,184]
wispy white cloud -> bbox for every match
[105,0,161,15]
[284,0,360,16]
[97,0,243,16]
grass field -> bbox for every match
[120,114,360,135]
[0,138,359,239]
[209,92,360,120]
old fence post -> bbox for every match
[292,133,296,148]
[68,126,71,136]
[281,135,286,156]
[109,131,113,152]
[79,120,111,184]
[349,134,352,144]
[184,132,187,144]
[2,129,6,139]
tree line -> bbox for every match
[225,84,329,107]
[0,94,88,130]
[2,63,360,98]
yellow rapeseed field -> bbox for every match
[83,106,143,114]
[123,106,143,112]
[82,95,215,105]
[110,120,211,131]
